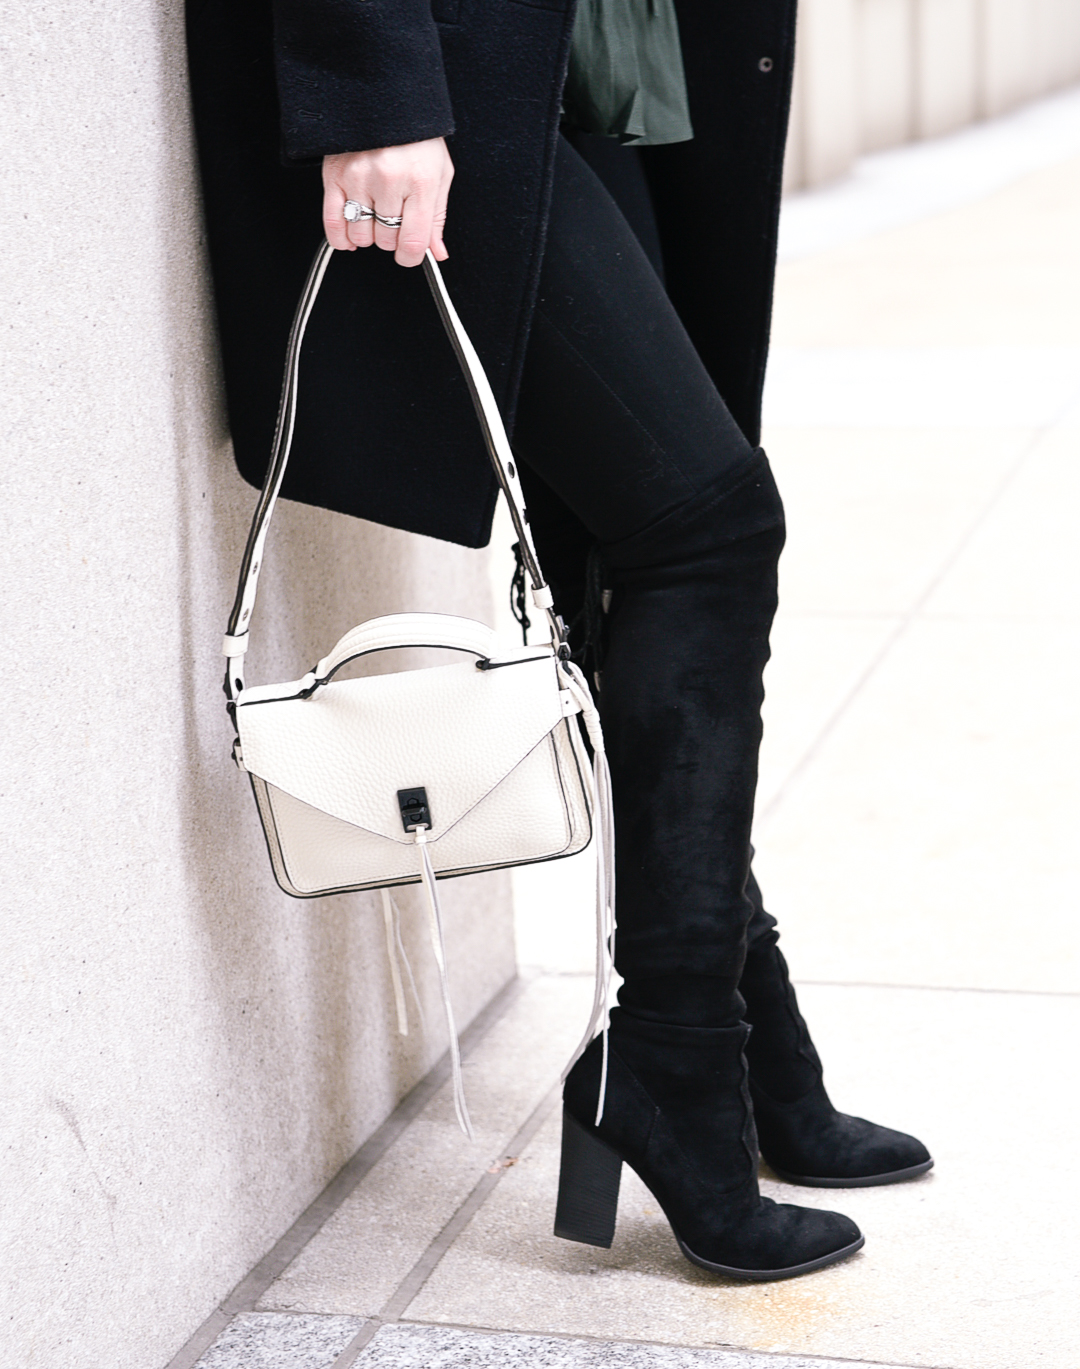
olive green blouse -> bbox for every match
[562,0,694,147]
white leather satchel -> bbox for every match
[222,245,614,1134]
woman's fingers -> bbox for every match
[322,176,355,251]
[322,140,455,267]
[393,186,435,268]
[430,162,454,263]
[346,202,375,251]
[373,192,408,257]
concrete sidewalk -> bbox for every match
[180,95,1080,1369]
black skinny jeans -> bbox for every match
[513,136,782,1029]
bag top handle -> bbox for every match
[222,243,559,700]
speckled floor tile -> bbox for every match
[753,614,1080,994]
[404,986,1080,1369]
[357,1322,907,1368]
[922,423,1080,622]
[761,428,1028,616]
[194,1313,364,1368]
[256,974,593,1316]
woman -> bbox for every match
[187,0,931,1281]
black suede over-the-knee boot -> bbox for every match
[557,457,863,1277]
[740,921,933,1187]
[514,139,868,1278]
[598,456,782,993]
[558,1011,863,1278]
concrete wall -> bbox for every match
[0,5,515,1367]
[785,0,1080,187]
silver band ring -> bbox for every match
[374,211,403,229]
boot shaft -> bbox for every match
[564,1010,760,1190]
[741,938,823,1104]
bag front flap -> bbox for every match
[235,653,573,842]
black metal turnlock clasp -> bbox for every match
[397,787,432,832]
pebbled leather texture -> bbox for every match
[237,631,594,898]
[237,649,573,836]
[251,718,592,897]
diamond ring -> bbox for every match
[374,212,403,229]
[343,201,375,222]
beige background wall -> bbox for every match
[786,0,1080,187]
[0,5,514,1368]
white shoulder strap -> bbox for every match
[223,244,559,700]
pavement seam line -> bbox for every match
[794,978,1080,998]
[161,975,525,1369]
[759,412,1068,824]
[329,1083,564,1368]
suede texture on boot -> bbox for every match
[749,1079,933,1185]
[741,939,933,1186]
[600,454,786,988]
[563,1010,863,1275]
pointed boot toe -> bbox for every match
[752,1079,933,1188]
[557,1013,865,1281]
[740,936,932,1188]
[673,1194,864,1280]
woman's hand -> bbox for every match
[323,138,454,267]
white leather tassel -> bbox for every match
[415,828,475,1139]
[394,897,425,1031]
[560,664,617,1126]
[381,888,410,1036]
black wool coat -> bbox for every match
[186,0,797,549]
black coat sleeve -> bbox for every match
[271,0,455,160]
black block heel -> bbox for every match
[561,1017,867,1279]
[554,1109,622,1248]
